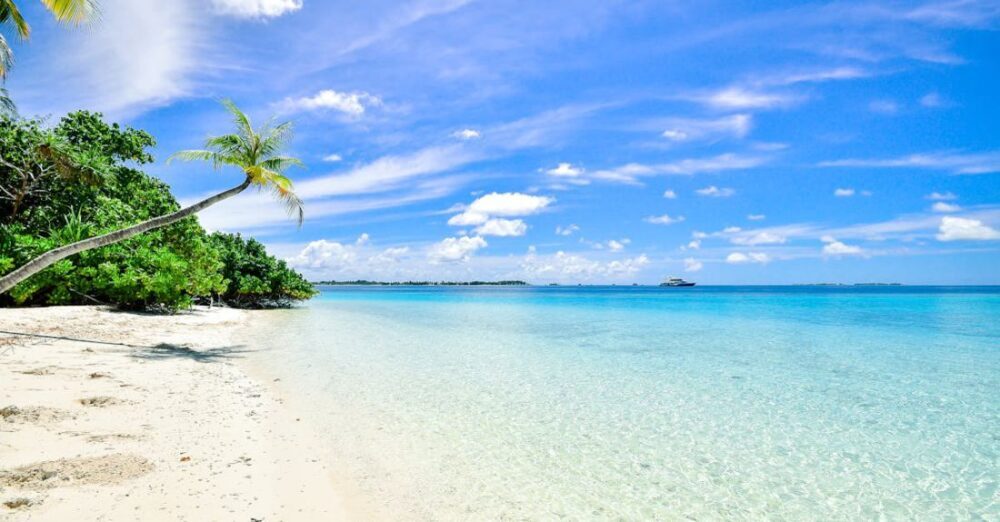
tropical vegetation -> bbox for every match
[0,108,316,311]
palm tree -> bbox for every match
[0,100,305,294]
[1,0,96,113]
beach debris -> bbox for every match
[0,405,70,424]
[180,456,191,462]
[89,372,111,379]
[85,433,142,443]
[3,498,34,510]
[78,396,121,407]
[0,454,154,490]
[18,367,55,376]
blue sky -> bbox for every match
[7,0,1000,284]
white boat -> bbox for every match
[660,277,696,287]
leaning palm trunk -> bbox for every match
[0,178,250,294]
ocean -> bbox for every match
[245,286,999,519]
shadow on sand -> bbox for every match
[129,343,254,363]
[0,330,253,363]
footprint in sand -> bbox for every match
[0,454,154,490]
[0,405,72,425]
[77,397,123,407]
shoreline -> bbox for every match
[0,305,357,520]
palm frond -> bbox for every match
[258,120,293,155]
[0,85,15,116]
[260,156,303,173]
[0,33,12,78]
[267,183,304,227]
[39,0,96,24]
[220,98,254,141]
[167,149,220,166]
[0,0,30,39]
[204,133,245,158]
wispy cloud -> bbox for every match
[592,154,767,185]
[819,151,1000,174]
[210,0,302,19]
[296,145,481,198]
[11,0,205,118]
[659,114,752,142]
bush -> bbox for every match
[209,232,317,308]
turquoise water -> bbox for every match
[246,286,999,519]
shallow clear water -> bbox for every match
[246,286,999,519]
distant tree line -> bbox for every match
[0,112,316,311]
[313,280,529,286]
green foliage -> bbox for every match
[0,111,314,311]
[208,232,317,308]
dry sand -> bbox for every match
[0,305,358,521]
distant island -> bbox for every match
[312,280,529,286]
[793,283,904,287]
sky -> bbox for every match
[6,0,1000,284]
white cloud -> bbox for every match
[466,192,554,217]
[660,114,752,141]
[644,214,685,225]
[726,252,770,264]
[521,251,649,280]
[748,214,766,221]
[869,99,900,114]
[210,0,302,18]
[287,238,359,269]
[661,130,688,140]
[546,163,585,177]
[371,247,410,264]
[931,202,962,213]
[683,258,703,272]
[926,192,958,201]
[322,154,343,163]
[697,87,795,109]
[448,192,553,232]
[723,226,742,233]
[607,239,629,252]
[663,189,677,199]
[276,89,382,116]
[731,231,786,245]
[452,129,481,140]
[936,217,1000,241]
[920,92,946,108]
[474,218,527,237]
[819,151,1000,174]
[448,211,489,226]
[696,185,735,197]
[429,236,488,262]
[834,188,856,197]
[555,224,579,236]
[822,238,863,255]
[686,240,701,250]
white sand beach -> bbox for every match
[0,306,358,521]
